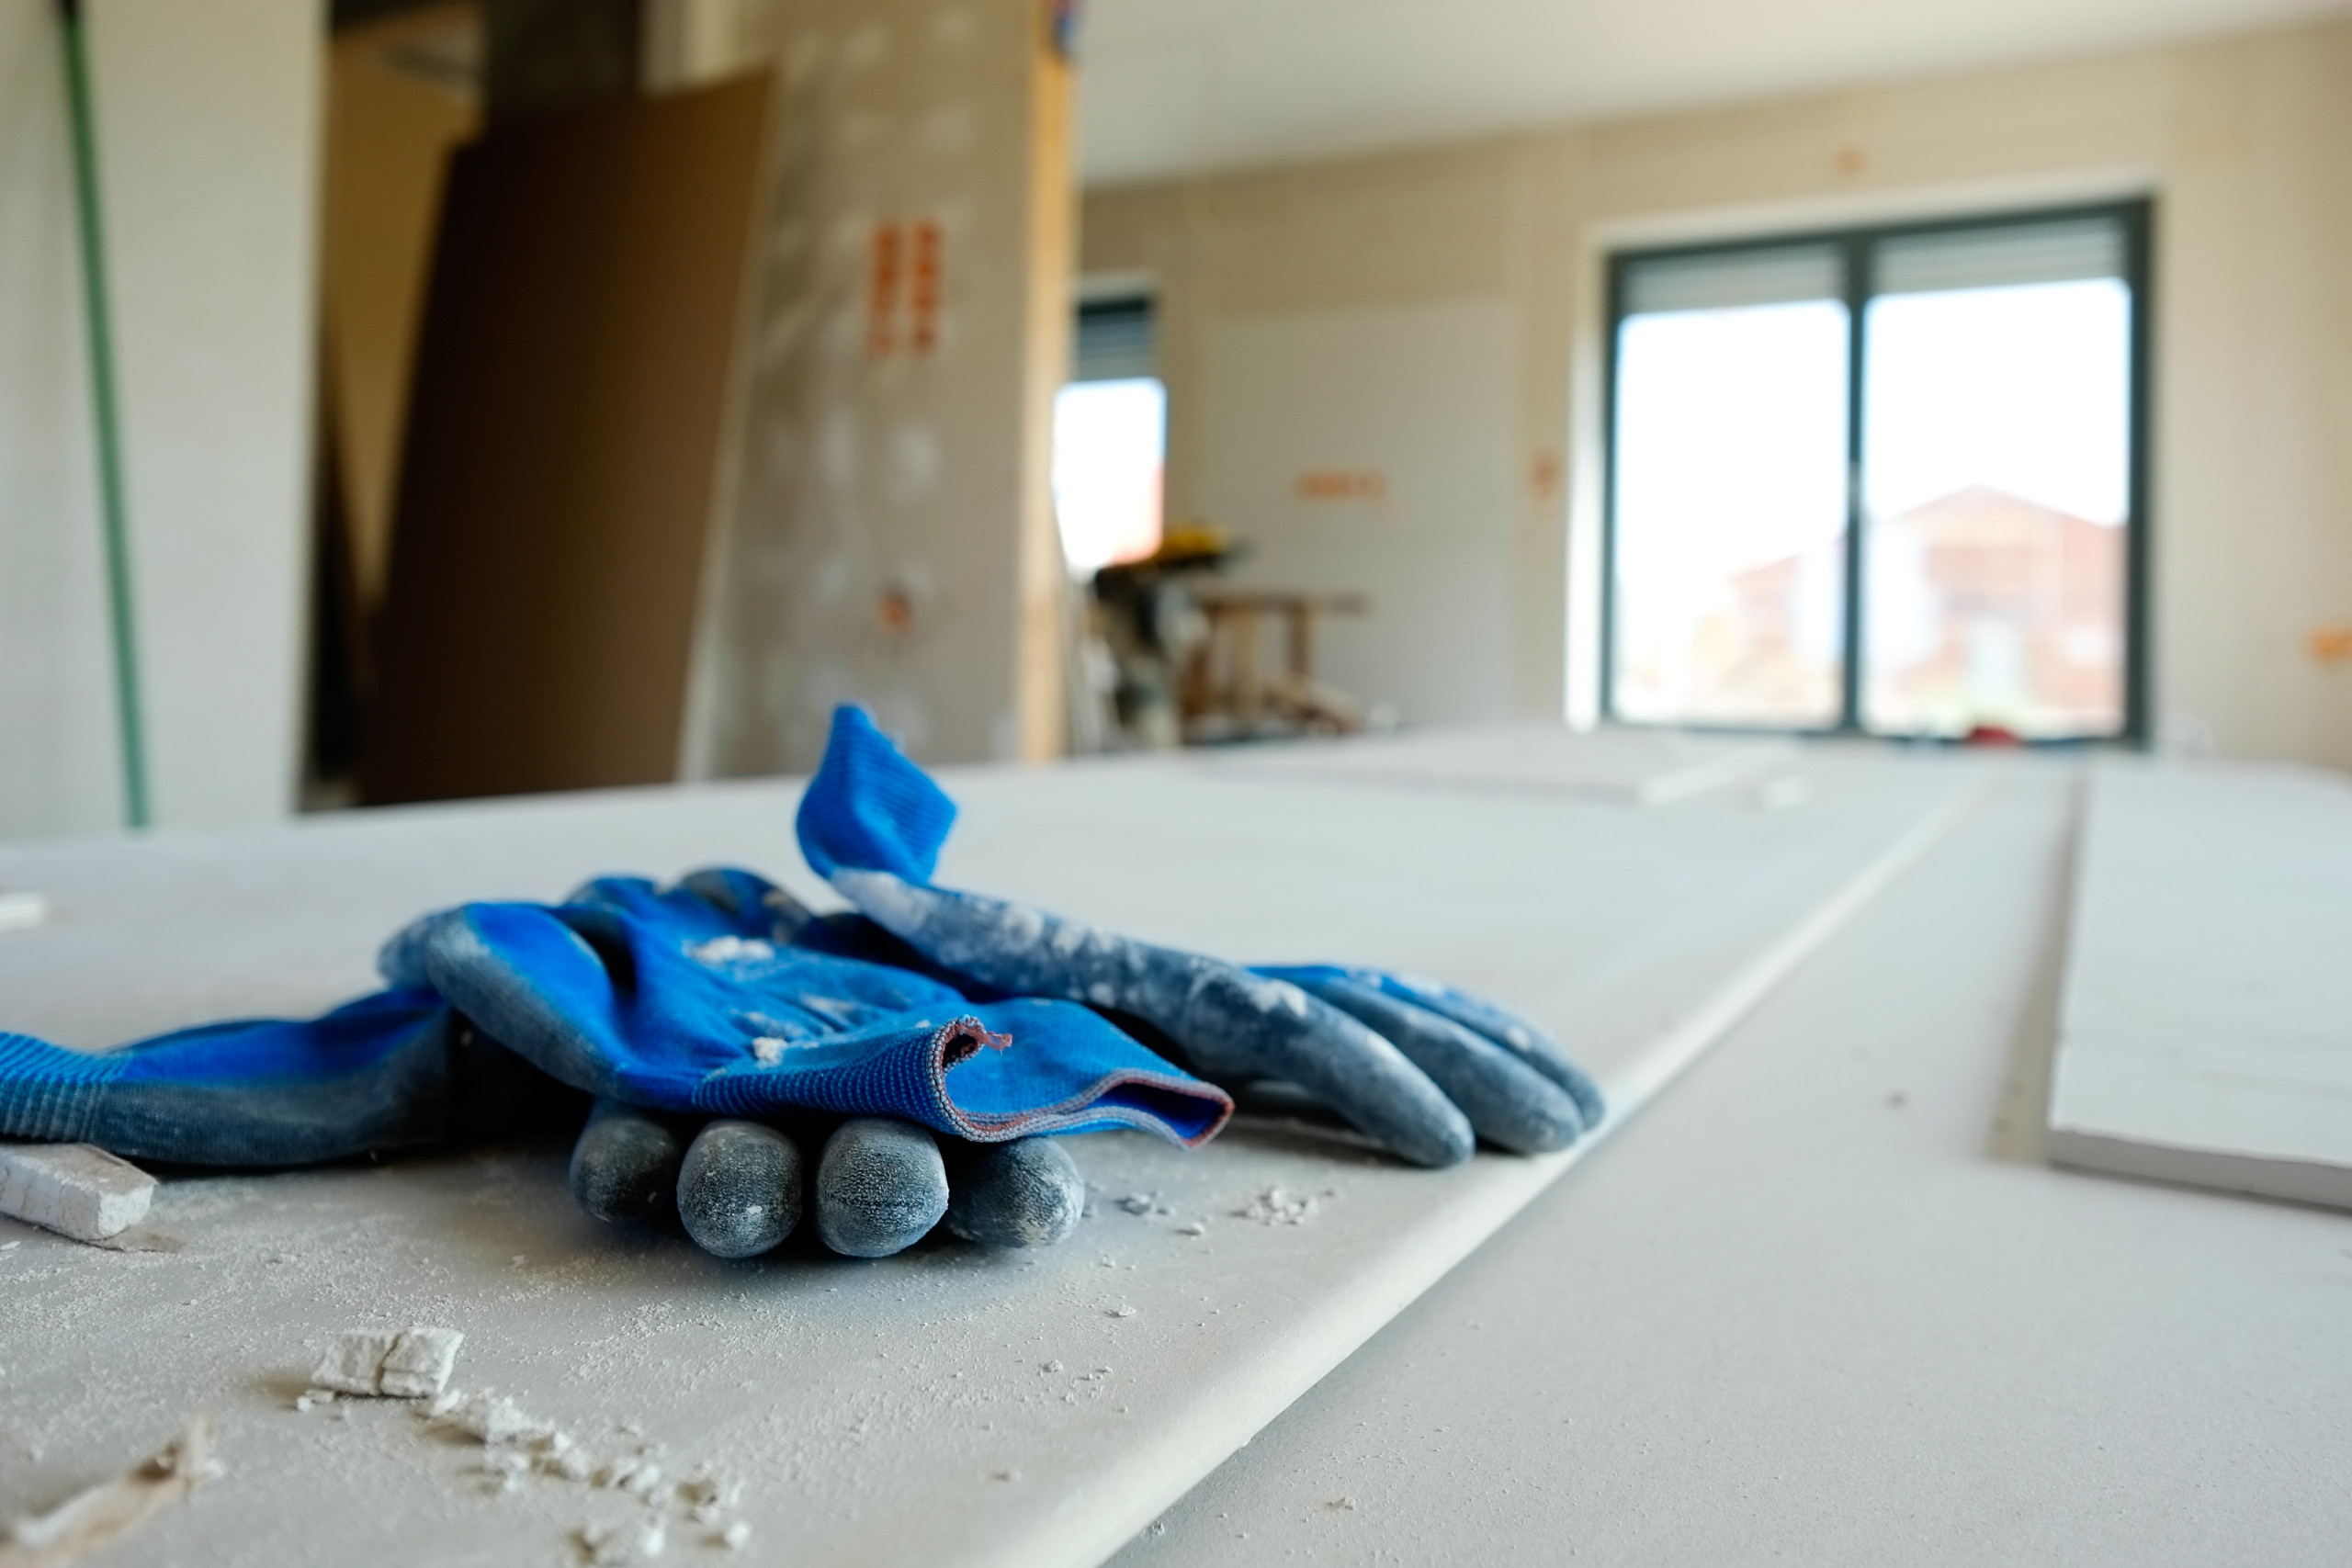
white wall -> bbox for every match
[1200,299,1520,725]
[0,0,320,839]
[1086,18,2352,768]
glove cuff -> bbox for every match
[0,1031,124,1143]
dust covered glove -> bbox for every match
[793,705,1604,1169]
[385,868,1227,1257]
[0,863,1229,1266]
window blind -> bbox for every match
[1621,244,1842,315]
[1072,296,1155,382]
[1874,216,2126,296]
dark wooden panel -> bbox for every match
[365,72,769,805]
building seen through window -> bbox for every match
[1606,207,2145,740]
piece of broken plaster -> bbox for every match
[379,1328,464,1397]
[0,1144,154,1244]
[311,1327,463,1398]
[577,1517,666,1566]
[430,1390,559,1447]
[0,1415,220,1568]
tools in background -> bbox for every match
[1085,524,1372,748]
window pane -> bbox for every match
[1612,252,1849,726]
[1053,378,1165,573]
[1861,222,2131,738]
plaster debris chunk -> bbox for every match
[379,1327,465,1398]
[311,1332,398,1396]
[1235,1187,1323,1226]
[0,1143,154,1243]
[311,1327,464,1398]
[436,1392,558,1446]
[577,1517,665,1564]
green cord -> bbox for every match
[57,0,151,829]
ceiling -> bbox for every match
[1075,0,2352,187]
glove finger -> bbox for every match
[1178,970,1473,1168]
[815,1116,949,1258]
[1372,978,1605,1128]
[569,1098,685,1224]
[1278,975,1583,1156]
[676,1118,804,1258]
[825,872,1471,1169]
[944,1137,1085,1247]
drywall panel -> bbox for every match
[364,73,772,804]
[684,0,1074,777]
[0,730,1975,1566]
[1199,299,1520,728]
[0,0,319,839]
[1114,767,2352,1568]
[320,4,481,615]
[1220,720,1799,807]
[2048,760,2352,1209]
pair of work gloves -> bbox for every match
[0,708,1601,1259]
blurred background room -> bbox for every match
[3,0,2348,836]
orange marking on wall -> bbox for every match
[909,220,943,355]
[1530,448,1562,502]
[1294,469,1388,502]
[2310,623,2352,665]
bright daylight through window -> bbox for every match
[1605,207,2145,740]
[1054,295,1166,574]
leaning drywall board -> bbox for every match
[2048,760,2352,1210]
[0,731,1976,1567]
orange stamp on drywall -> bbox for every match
[866,219,944,358]
[1295,469,1388,502]
[2310,623,2352,665]
[909,220,943,355]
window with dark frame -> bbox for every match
[1601,201,2150,742]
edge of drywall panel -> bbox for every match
[997,771,1990,1568]
[2047,1125,2352,1213]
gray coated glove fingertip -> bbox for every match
[945,1138,1085,1248]
[677,1119,804,1258]
[569,1099,684,1224]
[815,1117,949,1258]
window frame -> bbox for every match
[1599,198,2154,743]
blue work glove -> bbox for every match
[387,867,1227,1257]
[0,866,1232,1258]
[380,869,1225,1146]
[795,705,1605,1168]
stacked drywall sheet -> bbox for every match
[2048,760,2352,1211]
[0,730,1977,1566]
[1215,721,1801,806]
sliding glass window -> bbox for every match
[1604,203,2148,740]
